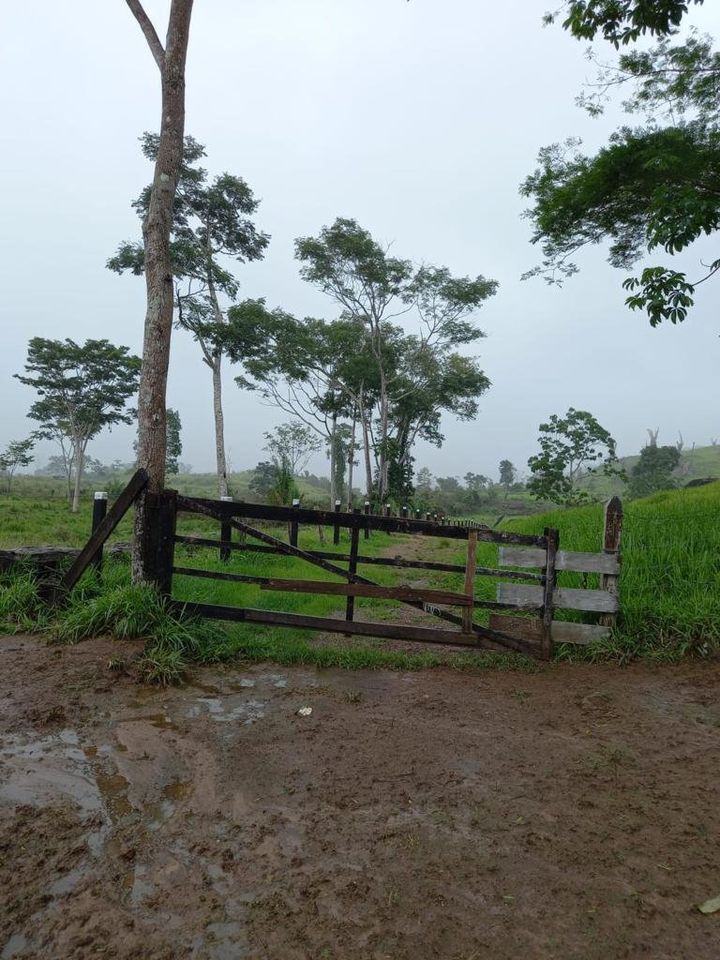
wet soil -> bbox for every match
[1,634,720,959]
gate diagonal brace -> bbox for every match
[176,496,536,657]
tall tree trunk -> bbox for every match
[126,0,194,582]
[329,411,337,508]
[361,411,373,500]
[71,442,84,514]
[378,373,389,501]
[211,353,229,498]
[207,236,230,499]
[347,408,356,511]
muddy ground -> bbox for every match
[1,635,719,959]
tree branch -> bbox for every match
[125,0,165,71]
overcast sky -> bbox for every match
[2,0,718,483]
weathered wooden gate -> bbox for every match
[55,473,622,662]
[166,495,554,657]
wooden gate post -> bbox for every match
[599,496,623,628]
[333,500,341,545]
[364,501,371,540]
[541,527,560,660]
[220,495,233,563]
[462,530,478,635]
[91,492,108,573]
[346,513,361,624]
[154,489,177,597]
[289,499,300,547]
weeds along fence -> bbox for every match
[6,471,623,661]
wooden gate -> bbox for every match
[166,495,561,659]
[54,475,622,662]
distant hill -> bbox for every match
[578,443,720,499]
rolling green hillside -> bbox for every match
[579,443,720,499]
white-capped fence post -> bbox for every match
[91,492,108,572]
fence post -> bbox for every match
[401,505,408,521]
[541,527,559,660]
[599,496,623,628]
[384,503,391,536]
[91,492,108,573]
[346,511,361,624]
[220,495,233,563]
[155,489,177,598]
[290,499,300,547]
[462,530,478,635]
[364,501,370,540]
[333,499,341,545]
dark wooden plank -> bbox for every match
[261,578,473,606]
[176,495,545,546]
[462,531,478,634]
[346,523,360,622]
[173,566,270,585]
[172,602,514,649]
[60,469,148,594]
[174,536,543,580]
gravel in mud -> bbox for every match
[1,634,720,959]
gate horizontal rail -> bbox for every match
[144,492,622,661]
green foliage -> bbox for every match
[0,566,47,633]
[0,438,35,492]
[231,218,495,503]
[165,408,182,475]
[499,459,516,493]
[16,338,140,440]
[264,422,322,477]
[527,408,617,505]
[14,337,140,509]
[527,2,720,325]
[628,443,681,497]
[108,133,269,309]
[555,0,704,46]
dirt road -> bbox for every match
[1,634,719,959]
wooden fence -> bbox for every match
[47,473,622,661]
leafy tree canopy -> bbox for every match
[0,438,35,491]
[15,338,140,511]
[525,2,719,326]
[499,459,516,490]
[264,423,322,478]
[551,0,704,46]
[527,407,617,505]
[628,442,681,496]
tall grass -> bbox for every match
[502,482,720,661]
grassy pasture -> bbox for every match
[2,481,719,673]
